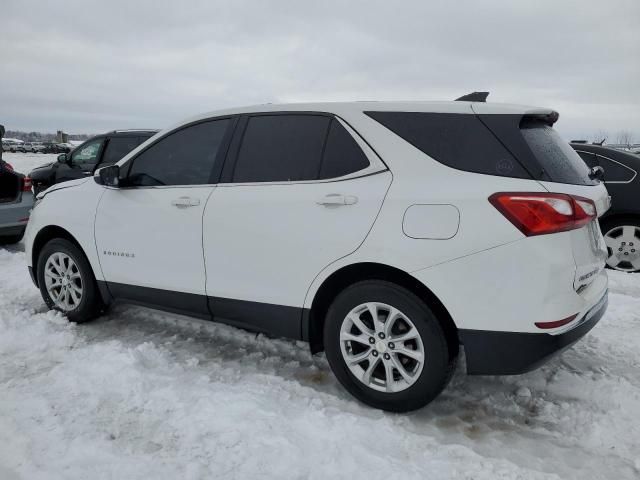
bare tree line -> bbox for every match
[587,130,638,146]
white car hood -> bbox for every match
[38,178,90,199]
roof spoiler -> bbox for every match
[521,111,559,126]
[455,92,489,102]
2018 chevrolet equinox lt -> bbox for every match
[25,100,610,412]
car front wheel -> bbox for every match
[602,218,640,273]
[324,280,456,412]
[37,238,104,322]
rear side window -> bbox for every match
[575,150,598,168]
[319,120,370,179]
[232,115,330,183]
[365,112,529,179]
[520,123,597,186]
[101,137,140,167]
[596,155,636,182]
[127,119,230,186]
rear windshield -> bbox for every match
[520,122,597,186]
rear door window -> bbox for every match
[596,155,636,182]
[100,136,140,168]
[520,123,597,186]
[575,150,598,168]
[319,120,370,179]
[232,115,330,183]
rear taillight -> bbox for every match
[5,163,14,171]
[23,177,32,192]
[489,192,597,236]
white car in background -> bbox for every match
[24,99,610,412]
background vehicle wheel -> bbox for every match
[601,218,640,273]
[36,238,104,323]
[0,230,24,245]
[324,280,456,412]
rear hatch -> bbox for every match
[0,163,22,204]
[475,106,609,292]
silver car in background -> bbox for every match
[0,160,33,244]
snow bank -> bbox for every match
[0,245,639,479]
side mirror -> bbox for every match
[589,166,605,182]
[94,165,120,187]
[57,153,69,164]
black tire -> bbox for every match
[0,230,24,245]
[36,238,104,323]
[600,217,640,273]
[324,280,456,412]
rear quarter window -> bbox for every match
[365,111,530,179]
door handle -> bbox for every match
[316,194,358,207]
[171,196,201,208]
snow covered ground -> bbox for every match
[1,153,639,479]
[3,152,58,177]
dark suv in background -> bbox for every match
[571,141,640,272]
[30,129,157,195]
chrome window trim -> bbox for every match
[574,149,637,184]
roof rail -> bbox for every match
[107,129,159,134]
[455,92,489,102]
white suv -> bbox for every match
[25,101,610,412]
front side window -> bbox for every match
[71,138,103,169]
[100,137,140,168]
[127,119,230,186]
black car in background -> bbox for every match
[30,129,157,195]
[571,142,640,272]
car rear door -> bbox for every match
[202,113,391,338]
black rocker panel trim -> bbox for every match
[107,282,210,319]
[208,296,304,340]
[103,281,306,340]
[459,291,607,375]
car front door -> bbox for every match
[57,137,105,184]
[94,118,234,316]
[202,113,391,338]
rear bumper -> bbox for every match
[0,224,27,236]
[460,290,608,375]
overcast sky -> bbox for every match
[1,0,638,142]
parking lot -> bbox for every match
[0,154,639,480]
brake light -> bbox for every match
[23,176,32,192]
[489,192,597,236]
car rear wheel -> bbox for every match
[602,218,640,273]
[323,280,456,412]
[37,238,104,322]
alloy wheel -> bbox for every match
[339,302,425,393]
[44,252,83,311]
[603,225,640,272]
